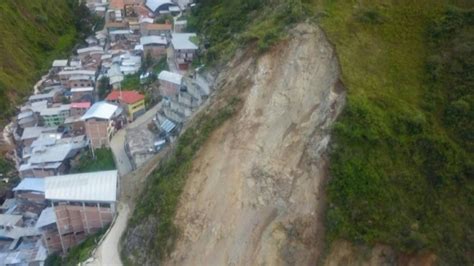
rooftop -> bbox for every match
[21,126,57,141]
[145,23,172,31]
[77,46,104,55]
[13,178,45,193]
[71,102,91,109]
[35,207,56,229]
[81,101,119,120]
[45,170,118,203]
[0,214,22,226]
[158,70,183,85]
[140,36,167,46]
[52,60,68,68]
[146,0,173,12]
[171,33,198,50]
[71,87,94,93]
[106,90,145,104]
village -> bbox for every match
[0,0,210,264]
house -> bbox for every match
[58,70,96,88]
[145,0,178,14]
[71,87,95,103]
[70,102,91,117]
[141,36,168,59]
[39,104,71,127]
[13,178,46,205]
[36,207,61,253]
[64,116,86,136]
[106,90,145,121]
[171,33,198,70]
[17,110,38,129]
[52,60,68,72]
[69,75,95,89]
[44,170,118,253]
[20,126,58,148]
[28,88,63,104]
[141,23,172,36]
[26,135,88,177]
[158,70,183,97]
[173,20,187,33]
[81,102,122,148]
[125,127,156,169]
[77,46,104,61]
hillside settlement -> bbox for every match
[0,0,211,264]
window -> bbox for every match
[99,203,110,208]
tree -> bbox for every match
[98,77,111,100]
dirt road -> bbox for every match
[86,204,130,266]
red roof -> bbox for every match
[106,90,145,104]
[71,102,91,109]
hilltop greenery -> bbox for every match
[71,148,116,174]
[0,0,95,124]
[319,1,473,264]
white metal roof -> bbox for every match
[35,207,56,229]
[21,127,57,140]
[77,46,104,55]
[52,60,68,67]
[58,69,96,77]
[158,70,183,85]
[140,36,167,46]
[45,170,118,202]
[71,87,94,93]
[146,0,173,12]
[171,33,198,50]
[39,104,70,116]
[13,178,45,193]
[81,101,119,120]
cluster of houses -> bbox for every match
[0,0,215,264]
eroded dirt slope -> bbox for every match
[166,24,345,265]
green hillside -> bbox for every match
[0,0,89,121]
[122,0,473,264]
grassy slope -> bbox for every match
[0,0,77,119]
[317,0,473,264]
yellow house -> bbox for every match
[106,90,146,121]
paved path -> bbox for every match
[110,129,132,176]
[86,204,130,266]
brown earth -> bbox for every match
[165,24,346,266]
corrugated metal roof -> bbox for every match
[35,207,56,229]
[77,46,103,54]
[140,36,167,46]
[45,170,118,202]
[52,60,68,67]
[171,33,198,50]
[160,118,176,133]
[13,178,45,193]
[71,87,94,93]
[158,70,182,85]
[146,0,173,12]
[81,101,119,120]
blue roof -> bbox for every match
[13,178,45,193]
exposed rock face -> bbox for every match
[165,24,346,265]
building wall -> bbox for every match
[41,225,62,253]
[85,119,112,148]
[71,91,94,103]
[159,80,180,97]
[127,99,145,121]
[42,110,70,127]
[32,168,57,178]
[69,79,94,89]
[15,192,45,204]
[53,202,115,252]
[143,45,166,59]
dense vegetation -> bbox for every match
[321,1,473,264]
[122,97,240,264]
[0,0,95,123]
[70,148,116,173]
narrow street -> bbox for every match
[85,204,129,266]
